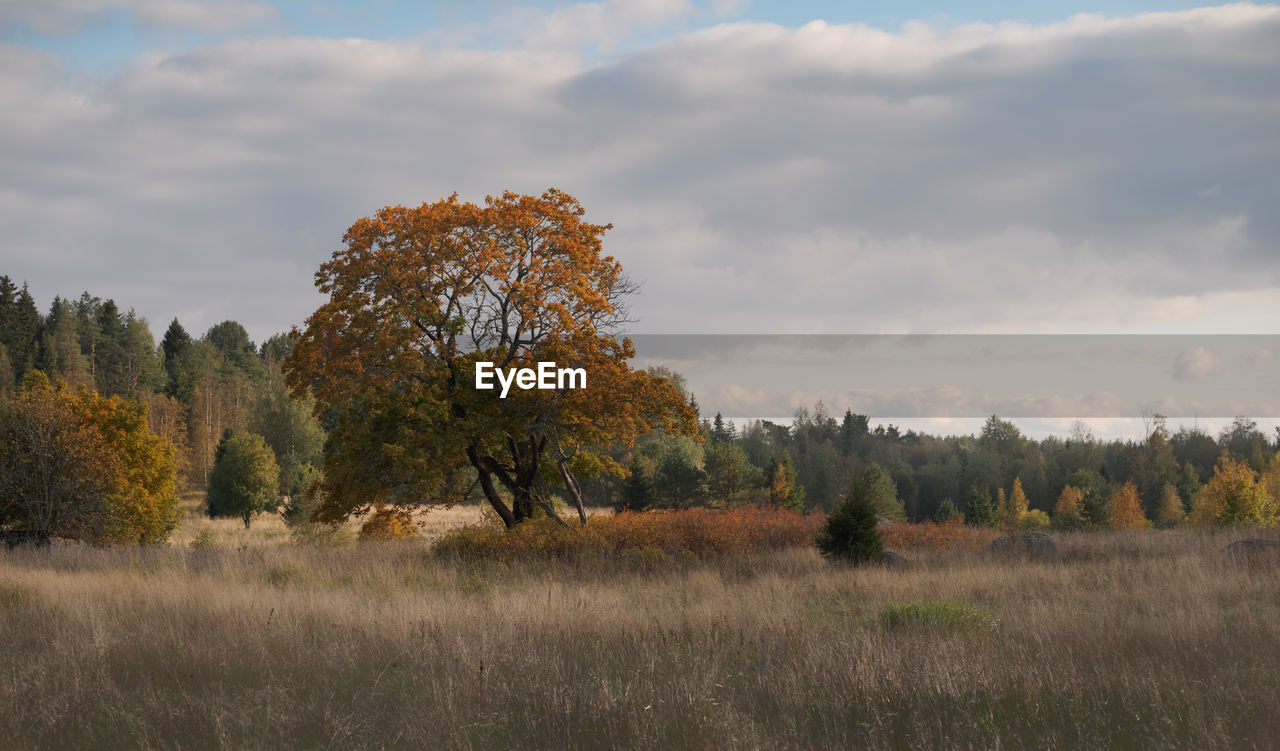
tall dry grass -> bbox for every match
[1,528,1278,749]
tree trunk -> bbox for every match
[242,512,251,529]
[558,459,589,527]
[468,446,516,529]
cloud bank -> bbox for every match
[1,3,1278,342]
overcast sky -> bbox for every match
[2,1,1277,432]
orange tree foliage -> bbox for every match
[1053,485,1084,524]
[1108,481,1149,529]
[286,190,696,528]
[0,374,179,543]
[433,508,822,563]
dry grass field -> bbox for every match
[2,516,1279,749]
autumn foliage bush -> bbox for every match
[878,519,999,551]
[359,506,419,541]
[433,507,823,563]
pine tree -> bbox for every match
[618,456,653,512]
[39,297,91,386]
[965,483,996,528]
[817,480,884,564]
[160,318,192,395]
[0,278,40,385]
[710,412,736,444]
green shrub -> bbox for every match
[189,529,219,549]
[290,523,356,547]
[880,600,996,632]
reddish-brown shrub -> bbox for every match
[433,507,823,562]
[878,519,998,551]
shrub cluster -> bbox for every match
[879,519,999,551]
[433,507,823,563]
[359,506,419,541]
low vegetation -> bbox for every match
[434,507,823,564]
[2,527,1278,749]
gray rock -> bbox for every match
[2,530,51,551]
[1021,531,1057,556]
[880,551,911,569]
[1225,539,1280,557]
[988,531,1057,557]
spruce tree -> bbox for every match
[618,457,652,511]
[965,483,997,528]
[817,481,884,564]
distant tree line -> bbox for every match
[0,275,325,531]
[5,270,1277,533]
[585,394,1280,528]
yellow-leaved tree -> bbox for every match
[1191,455,1277,527]
[0,373,179,543]
[1108,481,1149,529]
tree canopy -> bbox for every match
[286,189,696,527]
[207,429,280,528]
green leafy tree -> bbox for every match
[207,429,280,528]
[205,320,262,378]
[860,463,903,520]
[936,497,961,523]
[817,480,884,564]
[704,441,758,506]
[980,415,1025,456]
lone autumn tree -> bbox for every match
[286,190,696,528]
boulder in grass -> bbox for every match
[1225,539,1280,558]
[1,531,52,551]
[988,531,1057,558]
[988,535,1013,553]
[880,551,911,569]
[1022,531,1057,557]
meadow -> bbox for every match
[2,506,1279,750]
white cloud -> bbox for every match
[0,0,277,35]
[1173,347,1224,382]
[1,4,1279,342]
